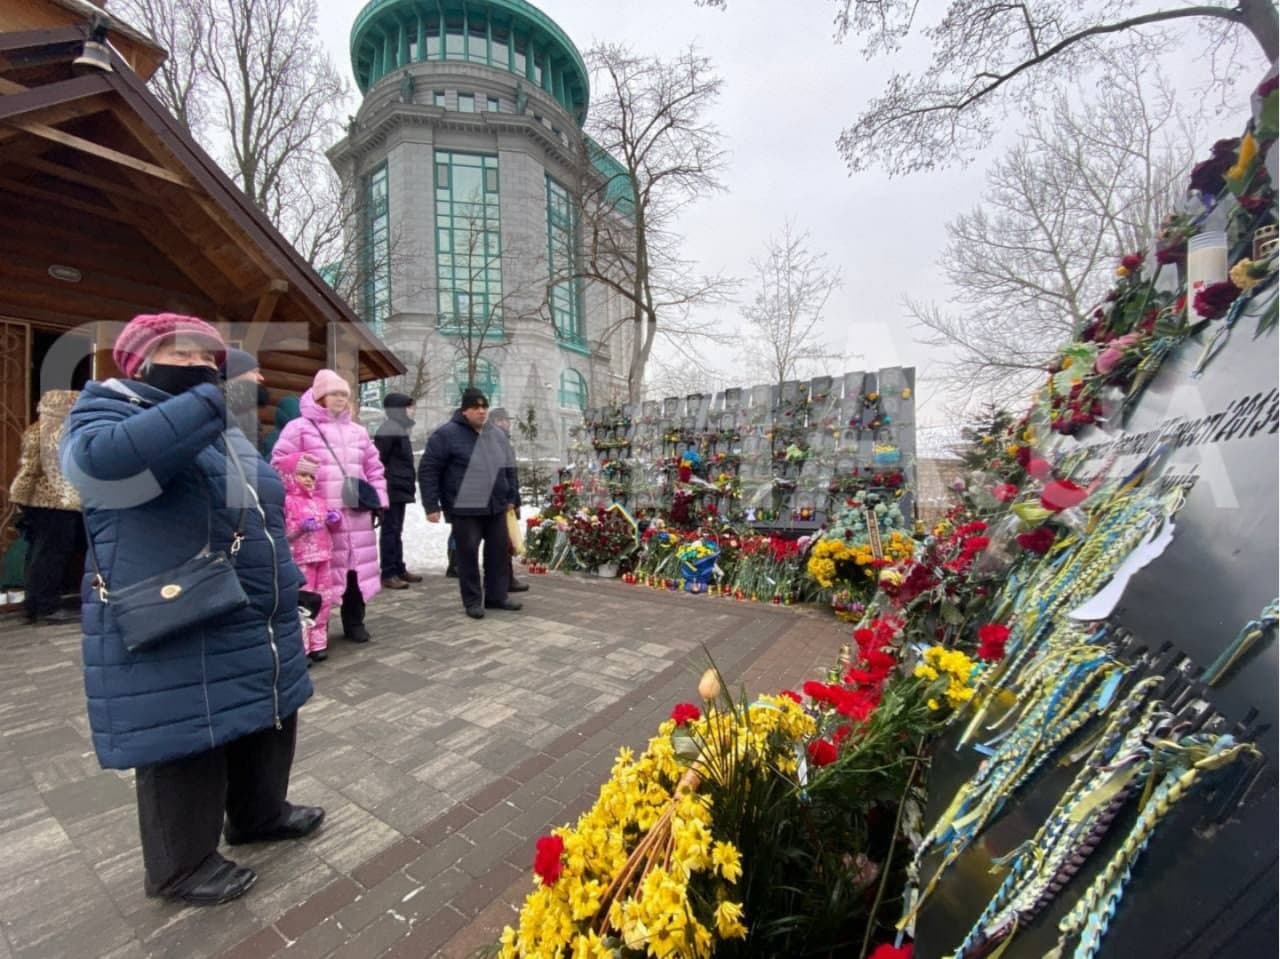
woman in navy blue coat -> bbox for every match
[62,313,324,906]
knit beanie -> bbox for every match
[113,313,226,379]
[221,348,260,380]
[459,386,488,410]
[275,451,318,477]
[383,392,414,409]
[311,368,350,400]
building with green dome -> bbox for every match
[330,0,633,458]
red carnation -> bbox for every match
[977,623,1010,662]
[1120,253,1143,272]
[1193,280,1242,320]
[533,834,565,886]
[1014,446,1032,468]
[993,483,1019,502]
[869,944,913,959]
[1240,194,1273,214]
[1015,525,1056,554]
[962,535,991,554]
[836,689,881,722]
[678,464,692,482]
[670,702,701,726]
[1040,479,1088,511]
[807,738,839,767]
[1026,457,1053,480]
[778,689,802,704]
[803,681,844,709]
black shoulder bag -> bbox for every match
[309,423,382,512]
[86,439,252,653]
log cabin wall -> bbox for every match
[0,16,405,597]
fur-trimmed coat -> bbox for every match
[9,390,81,512]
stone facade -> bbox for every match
[329,58,632,463]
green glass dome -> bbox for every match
[350,0,590,123]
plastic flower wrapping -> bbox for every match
[677,538,721,590]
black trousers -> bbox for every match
[135,712,298,896]
[450,513,509,610]
[21,507,80,617]
[340,570,365,631]
[379,501,407,579]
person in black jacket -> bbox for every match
[374,392,422,589]
[418,387,521,619]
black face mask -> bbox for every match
[224,378,267,414]
[142,363,220,396]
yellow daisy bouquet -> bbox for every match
[497,672,816,959]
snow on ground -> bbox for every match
[401,504,539,572]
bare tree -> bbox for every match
[435,182,554,403]
[115,0,208,134]
[443,208,515,397]
[384,335,434,406]
[114,0,349,267]
[567,43,737,403]
[738,222,844,386]
[697,0,1276,176]
[907,57,1199,405]
[642,351,729,400]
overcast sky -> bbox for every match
[313,1,1257,450]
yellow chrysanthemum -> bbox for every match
[712,841,743,883]
[1226,131,1258,183]
[714,900,748,939]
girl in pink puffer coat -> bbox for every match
[271,370,389,643]
[280,452,341,660]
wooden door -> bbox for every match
[0,320,30,592]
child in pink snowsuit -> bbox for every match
[280,452,341,661]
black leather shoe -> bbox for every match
[308,650,328,663]
[465,606,485,619]
[445,566,459,578]
[484,599,523,611]
[170,858,257,907]
[344,624,371,643]
[508,581,530,592]
[226,804,325,846]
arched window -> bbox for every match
[448,357,501,405]
[559,368,587,410]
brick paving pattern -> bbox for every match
[0,573,850,959]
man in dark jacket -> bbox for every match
[220,348,269,442]
[487,407,528,593]
[418,387,520,619]
[374,392,422,589]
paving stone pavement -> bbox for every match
[0,573,850,959]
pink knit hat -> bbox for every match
[311,368,350,400]
[113,312,226,378]
[275,451,319,476]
